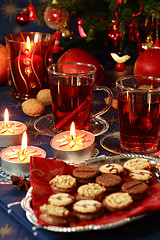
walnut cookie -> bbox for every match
[76,183,106,201]
[73,199,102,220]
[39,204,70,226]
[103,192,133,211]
[49,175,77,193]
[123,158,150,172]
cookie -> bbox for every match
[49,175,77,193]
[99,163,124,176]
[96,173,122,192]
[48,193,75,208]
[72,166,99,184]
[36,89,52,106]
[123,158,150,172]
[103,192,133,211]
[39,203,69,225]
[73,199,102,220]
[76,183,106,201]
[121,179,149,201]
[129,169,153,185]
[22,98,45,117]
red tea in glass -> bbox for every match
[49,81,94,131]
[116,76,160,153]
[48,62,113,132]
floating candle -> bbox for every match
[0,108,27,147]
[1,131,46,176]
[50,122,95,164]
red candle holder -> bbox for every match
[5,32,55,100]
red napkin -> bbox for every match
[30,156,160,228]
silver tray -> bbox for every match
[21,154,160,232]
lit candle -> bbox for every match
[0,108,27,147]
[14,34,44,98]
[1,131,46,176]
[50,122,95,164]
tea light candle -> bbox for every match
[1,131,46,176]
[50,122,95,164]
[0,108,27,147]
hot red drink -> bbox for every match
[49,80,94,131]
[117,91,160,152]
[48,62,113,132]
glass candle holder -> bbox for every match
[5,32,55,100]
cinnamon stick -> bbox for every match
[55,96,91,130]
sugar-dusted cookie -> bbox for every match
[36,89,52,106]
[96,173,122,192]
[22,98,45,117]
[73,199,102,220]
[123,158,150,172]
[129,169,153,185]
[48,193,75,208]
[121,179,149,201]
[72,166,99,184]
[39,204,69,225]
[103,192,133,211]
[76,183,106,201]
[99,163,124,176]
[49,175,77,193]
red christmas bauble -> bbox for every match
[57,48,104,85]
[16,11,29,26]
[134,49,160,86]
[134,49,160,77]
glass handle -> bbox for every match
[92,86,113,118]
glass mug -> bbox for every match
[5,32,55,100]
[48,62,113,131]
[116,75,160,153]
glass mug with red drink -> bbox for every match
[48,62,113,132]
[116,75,160,153]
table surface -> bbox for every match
[1,69,160,240]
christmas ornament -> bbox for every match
[60,24,73,41]
[16,10,29,26]
[154,39,160,48]
[43,6,69,30]
[27,3,39,21]
[57,48,104,85]
[134,49,160,79]
[53,31,63,54]
[111,53,130,72]
[0,44,8,85]
[140,34,153,51]
[78,18,87,38]
[106,22,122,52]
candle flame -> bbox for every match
[26,36,31,51]
[70,122,76,139]
[21,131,27,153]
[4,108,9,127]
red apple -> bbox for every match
[57,48,104,85]
[134,49,160,86]
[0,44,8,85]
[134,49,160,77]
